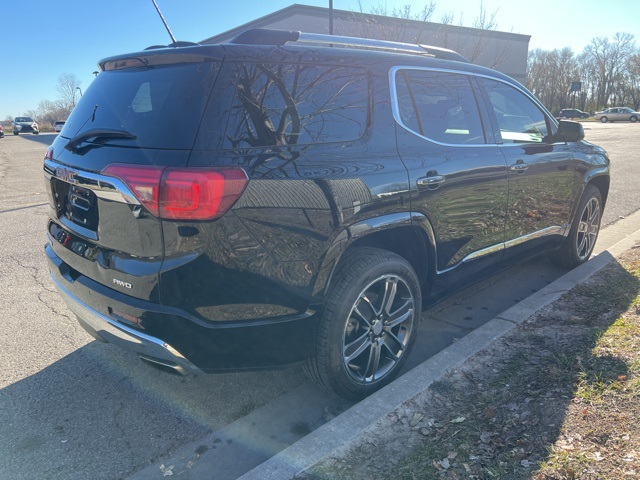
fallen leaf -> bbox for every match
[483,407,497,418]
[159,464,174,477]
[450,416,466,424]
[409,413,425,427]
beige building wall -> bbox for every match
[202,4,530,82]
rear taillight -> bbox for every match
[44,146,54,161]
[102,164,248,221]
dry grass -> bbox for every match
[298,246,640,480]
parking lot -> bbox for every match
[1,122,639,479]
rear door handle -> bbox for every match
[417,173,445,188]
[510,160,529,172]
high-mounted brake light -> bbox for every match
[102,164,248,221]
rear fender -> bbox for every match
[313,212,436,299]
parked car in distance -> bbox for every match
[54,121,66,133]
[0,125,4,138]
[595,107,640,123]
[557,108,590,119]
[13,116,39,135]
[44,29,611,400]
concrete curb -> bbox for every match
[239,229,640,480]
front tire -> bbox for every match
[549,185,602,268]
[305,248,421,400]
[600,116,608,123]
[631,116,638,123]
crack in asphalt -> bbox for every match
[0,202,49,215]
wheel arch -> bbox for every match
[313,212,436,301]
[586,170,610,207]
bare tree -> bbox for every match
[36,99,71,127]
[56,73,82,110]
[627,53,640,109]
[527,48,580,114]
[353,1,505,67]
[581,33,636,108]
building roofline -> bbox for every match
[201,4,531,45]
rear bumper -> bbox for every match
[46,244,319,372]
[50,273,200,374]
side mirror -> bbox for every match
[556,120,584,142]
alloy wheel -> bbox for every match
[575,197,601,260]
[342,274,415,384]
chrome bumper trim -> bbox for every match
[50,274,201,375]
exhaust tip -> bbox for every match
[139,355,186,376]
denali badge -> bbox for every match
[55,167,78,183]
[113,278,133,289]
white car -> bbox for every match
[594,107,640,123]
[13,116,39,135]
[54,121,66,133]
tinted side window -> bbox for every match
[394,69,485,145]
[479,78,550,144]
[223,63,369,148]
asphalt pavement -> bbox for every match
[236,212,640,480]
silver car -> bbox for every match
[594,107,640,123]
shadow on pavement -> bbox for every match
[16,133,57,146]
[0,341,309,480]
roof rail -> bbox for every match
[229,28,468,63]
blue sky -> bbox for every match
[2,0,638,120]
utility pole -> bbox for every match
[329,0,334,35]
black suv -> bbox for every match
[44,29,610,400]
[557,108,590,119]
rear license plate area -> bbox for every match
[53,179,99,232]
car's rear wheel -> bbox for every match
[549,184,602,269]
[304,247,421,400]
[600,116,608,123]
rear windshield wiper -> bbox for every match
[65,128,137,152]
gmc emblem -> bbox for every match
[55,167,78,183]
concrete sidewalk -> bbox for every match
[239,218,640,480]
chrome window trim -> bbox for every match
[435,225,566,274]
[44,159,140,205]
[389,66,558,148]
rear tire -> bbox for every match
[304,247,421,400]
[549,184,602,269]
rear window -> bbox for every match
[62,62,219,149]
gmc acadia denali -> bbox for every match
[44,29,610,399]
